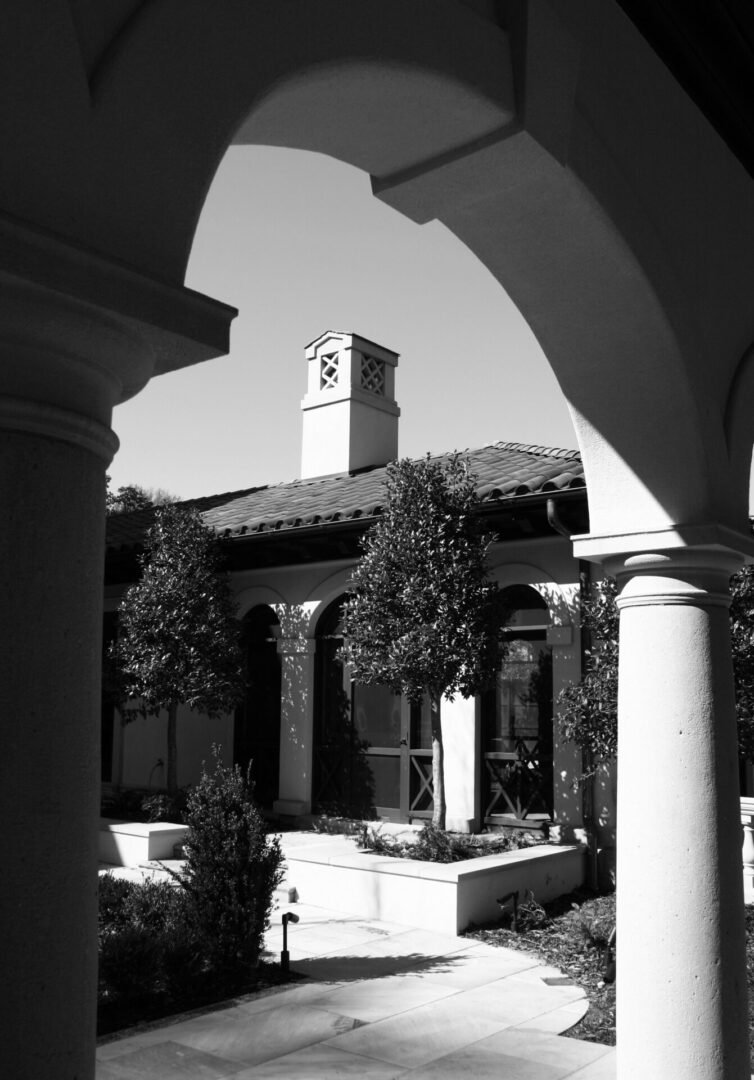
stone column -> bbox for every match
[0,234,234,1080]
[0,285,145,1080]
[603,546,749,1080]
[274,638,316,817]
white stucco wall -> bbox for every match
[105,533,601,833]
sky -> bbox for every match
[108,145,576,501]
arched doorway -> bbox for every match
[481,584,553,829]
[235,605,281,808]
[312,595,433,821]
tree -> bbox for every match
[557,571,754,770]
[728,564,754,761]
[556,578,618,774]
[105,476,180,514]
[109,505,244,794]
[341,455,507,828]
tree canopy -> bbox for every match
[730,564,754,761]
[557,571,754,771]
[556,577,618,771]
[341,454,507,826]
[109,505,243,793]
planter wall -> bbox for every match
[99,818,188,867]
[285,841,586,935]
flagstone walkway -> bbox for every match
[96,897,615,1079]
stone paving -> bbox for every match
[96,895,616,1079]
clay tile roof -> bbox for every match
[105,441,584,552]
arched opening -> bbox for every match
[481,584,553,830]
[312,595,432,821]
[234,604,281,808]
[111,145,573,498]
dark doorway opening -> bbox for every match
[235,605,281,807]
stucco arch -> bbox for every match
[234,583,288,621]
[94,2,754,537]
[488,560,577,630]
[303,566,355,639]
[4,2,753,538]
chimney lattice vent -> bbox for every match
[361,354,385,396]
[320,353,339,390]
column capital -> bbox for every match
[572,522,754,565]
[611,549,743,611]
[0,213,237,460]
[574,528,753,612]
[570,522,751,565]
[0,211,236,393]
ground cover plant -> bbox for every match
[101,788,189,823]
[98,751,286,1035]
[467,892,754,1065]
[356,822,545,863]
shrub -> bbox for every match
[99,924,165,1003]
[98,873,138,931]
[98,874,198,1005]
[515,891,549,932]
[356,822,539,863]
[179,748,285,984]
[141,791,187,823]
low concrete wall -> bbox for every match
[286,842,586,935]
[99,818,188,867]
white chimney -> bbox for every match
[300,331,400,478]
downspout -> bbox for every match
[546,499,599,889]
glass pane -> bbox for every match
[353,682,401,747]
[490,639,552,750]
[366,754,401,809]
[410,698,433,750]
[320,639,350,741]
[409,754,434,812]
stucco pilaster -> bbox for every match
[273,637,317,817]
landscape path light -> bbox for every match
[281,911,299,972]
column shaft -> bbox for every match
[0,423,113,1080]
[612,550,749,1080]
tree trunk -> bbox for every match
[430,691,445,829]
[166,701,178,795]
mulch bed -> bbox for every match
[466,889,616,1045]
[467,891,754,1060]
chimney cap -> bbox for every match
[305,329,399,362]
